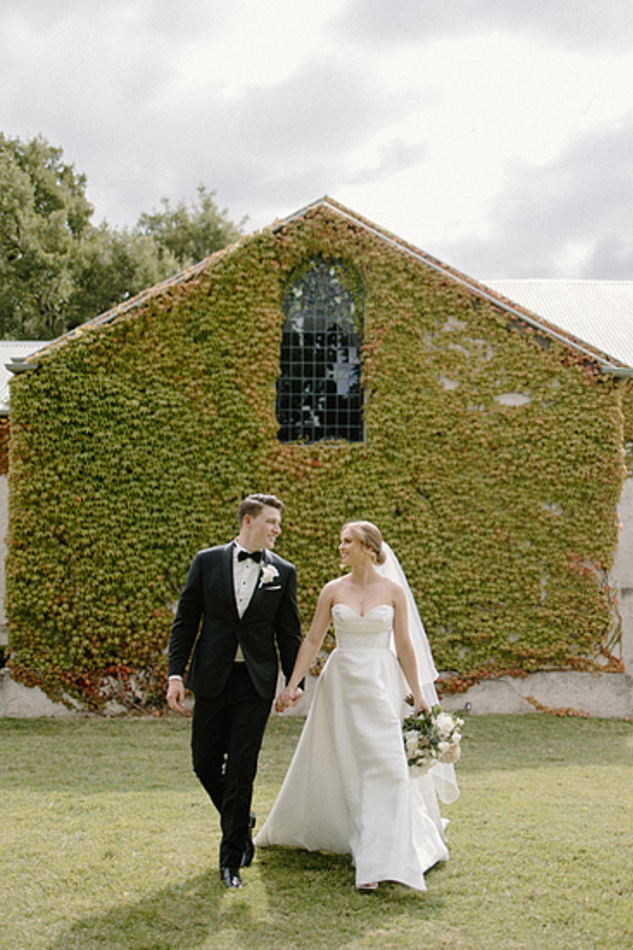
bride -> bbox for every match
[255,521,459,891]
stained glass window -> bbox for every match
[276,261,363,442]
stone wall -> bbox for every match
[0,474,6,651]
[612,477,633,672]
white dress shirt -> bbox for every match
[232,541,262,660]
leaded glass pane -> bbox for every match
[277,261,363,442]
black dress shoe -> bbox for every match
[240,812,256,868]
[221,867,242,889]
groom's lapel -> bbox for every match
[221,542,239,619]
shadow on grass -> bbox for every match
[49,849,446,950]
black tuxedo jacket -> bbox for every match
[168,542,302,701]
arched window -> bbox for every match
[276,261,363,443]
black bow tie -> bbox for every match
[237,549,262,563]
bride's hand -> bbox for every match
[275,686,303,712]
[286,686,303,707]
[413,694,431,716]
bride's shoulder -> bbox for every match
[322,576,347,596]
[319,576,348,602]
[381,575,406,603]
[313,578,345,617]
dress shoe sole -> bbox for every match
[220,869,243,889]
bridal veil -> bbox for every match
[379,542,460,805]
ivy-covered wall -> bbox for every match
[5,204,629,708]
[0,418,10,476]
[622,379,633,476]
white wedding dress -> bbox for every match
[255,602,451,890]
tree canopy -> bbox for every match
[0,133,243,339]
[137,185,245,267]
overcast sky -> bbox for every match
[3,0,633,279]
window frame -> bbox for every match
[276,259,364,444]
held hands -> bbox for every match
[166,678,186,713]
[275,685,303,713]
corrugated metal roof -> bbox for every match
[483,280,633,369]
[0,341,50,414]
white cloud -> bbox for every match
[439,116,633,277]
[2,0,633,278]
[334,0,633,52]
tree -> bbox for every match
[65,225,181,328]
[0,133,244,339]
[136,184,244,268]
[0,133,93,337]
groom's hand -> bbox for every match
[166,677,186,713]
[275,686,303,713]
[284,686,303,708]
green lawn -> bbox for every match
[1,713,631,950]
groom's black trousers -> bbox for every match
[191,663,271,869]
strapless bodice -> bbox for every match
[331,603,394,650]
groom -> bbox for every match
[166,494,302,888]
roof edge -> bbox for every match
[20,196,633,375]
[274,197,632,374]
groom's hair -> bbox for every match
[238,493,285,526]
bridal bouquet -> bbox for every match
[403,704,464,776]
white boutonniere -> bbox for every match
[260,563,279,587]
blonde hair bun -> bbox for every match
[343,521,385,564]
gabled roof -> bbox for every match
[290,199,632,375]
[483,279,633,370]
[14,197,633,378]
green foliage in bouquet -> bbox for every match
[5,202,630,708]
[403,704,464,774]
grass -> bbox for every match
[1,713,631,950]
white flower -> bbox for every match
[260,564,279,586]
[435,713,456,740]
[405,734,419,757]
[438,741,451,755]
[442,744,461,764]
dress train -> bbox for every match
[256,604,450,890]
